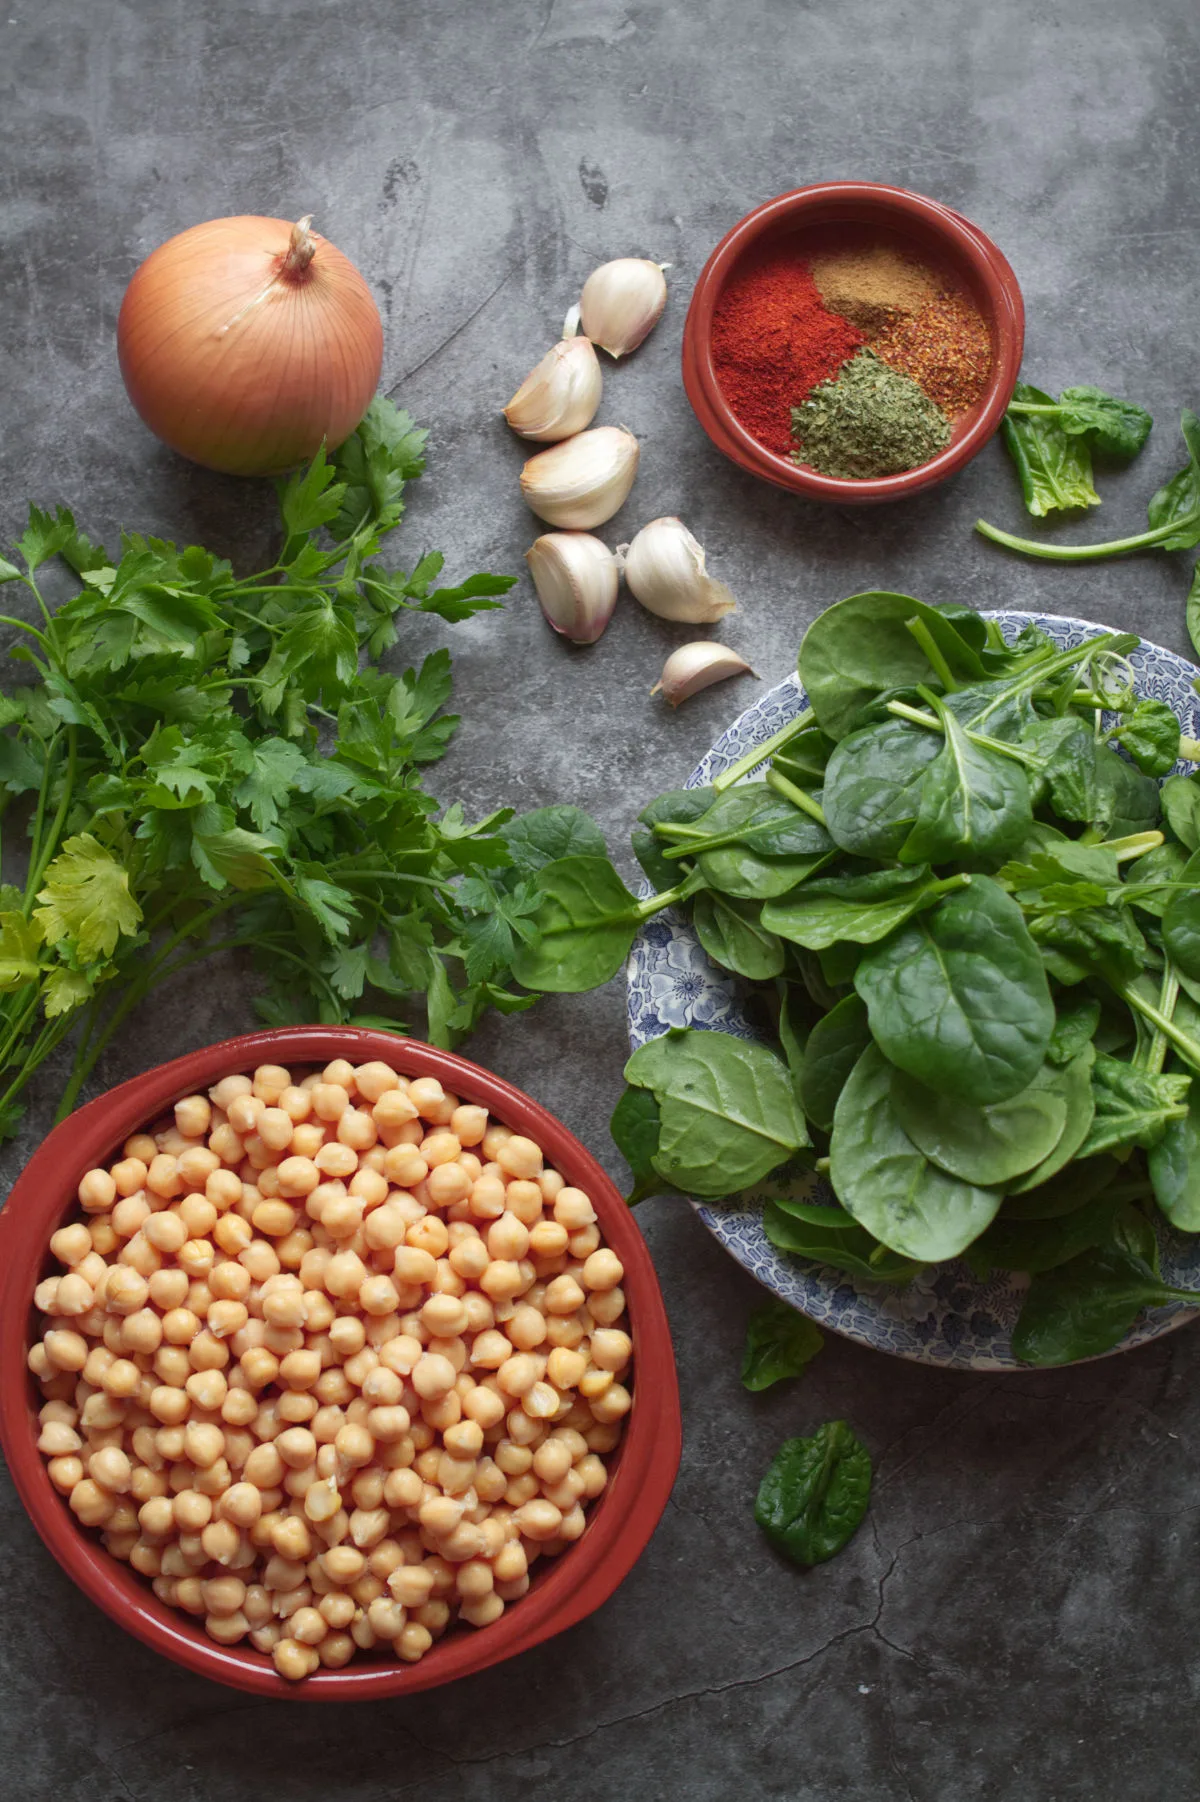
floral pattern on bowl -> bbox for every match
[626,611,1200,1369]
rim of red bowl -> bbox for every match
[682,181,1025,505]
[0,1026,681,1701]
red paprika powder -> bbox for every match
[711,244,864,458]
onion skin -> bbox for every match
[117,216,384,477]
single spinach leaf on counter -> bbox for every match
[741,1299,824,1392]
[1012,1245,1200,1366]
[502,805,607,875]
[797,993,871,1131]
[511,856,641,992]
[822,716,942,861]
[1111,699,1182,778]
[1148,1078,1200,1231]
[624,1027,809,1196]
[900,695,1032,868]
[1004,1045,1097,1194]
[755,1422,872,1567]
[1145,410,1200,552]
[830,1044,1003,1260]
[693,890,785,981]
[1049,386,1153,459]
[1000,383,1101,517]
[889,1062,1068,1187]
[797,591,984,741]
[631,786,715,889]
[763,1198,923,1285]
[1047,996,1101,1065]
[610,1087,679,1207]
[854,876,1055,1106]
[1076,1055,1191,1158]
[1160,773,1200,853]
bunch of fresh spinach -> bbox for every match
[517,589,1200,1365]
[0,399,615,1131]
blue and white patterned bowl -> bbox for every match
[627,611,1200,1369]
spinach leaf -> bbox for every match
[830,1044,1003,1260]
[511,856,641,991]
[1148,1077,1200,1231]
[854,876,1055,1105]
[771,726,835,783]
[797,993,871,1131]
[502,805,607,875]
[1189,561,1200,664]
[1123,842,1188,917]
[675,786,829,859]
[1012,1245,1200,1366]
[1160,773,1200,852]
[1029,902,1147,990]
[1000,384,1101,516]
[889,1062,1068,1187]
[1026,717,1160,840]
[763,1197,922,1285]
[697,841,833,901]
[755,1422,872,1567]
[631,786,714,889]
[776,983,808,1091]
[1047,996,1101,1065]
[741,1299,824,1392]
[1004,1046,1097,1194]
[1076,1054,1191,1157]
[693,890,785,981]
[899,694,1032,867]
[822,717,942,860]
[761,880,942,952]
[798,591,984,741]
[1161,851,1200,980]
[624,1028,809,1196]
[1051,386,1153,458]
[967,1183,1123,1277]
[998,1152,1117,1221]
[609,1087,678,1206]
[1145,410,1200,551]
[1111,699,1181,778]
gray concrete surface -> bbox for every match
[3,1,1200,1796]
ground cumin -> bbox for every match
[807,244,939,335]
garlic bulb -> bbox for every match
[652,643,756,707]
[520,426,640,529]
[577,258,668,358]
[620,517,736,623]
[503,337,602,441]
[526,533,619,644]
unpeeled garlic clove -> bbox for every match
[577,258,668,358]
[620,517,737,623]
[651,642,756,707]
[503,337,603,441]
[520,426,640,529]
[525,533,619,645]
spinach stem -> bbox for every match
[636,870,707,918]
[1102,831,1164,863]
[711,710,814,794]
[884,700,1043,768]
[764,768,827,826]
[976,513,1200,562]
[1179,736,1200,763]
[653,822,710,842]
[1144,964,1180,1077]
[904,617,959,692]
[1119,980,1200,1073]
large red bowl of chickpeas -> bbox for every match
[0,1026,680,1699]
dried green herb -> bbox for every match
[791,349,952,480]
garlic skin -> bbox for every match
[503,338,602,442]
[577,259,668,358]
[620,517,736,623]
[652,643,756,707]
[520,426,640,529]
[525,533,618,645]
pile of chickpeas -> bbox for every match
[27,1058,631,1681]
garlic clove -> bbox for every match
[621,516,737,623]
[503,337,603,442]
[520,426,640,530]
[578,258,668,358]
[525,533,619,645]
[652,642,757,707]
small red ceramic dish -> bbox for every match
[0,1026,681,1701]
[682,181,1024,505]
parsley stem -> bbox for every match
[0,613,52,654]
[711,710,815,794]
[23,732,61,910]
[25,727,77,907]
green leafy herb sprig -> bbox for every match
[516,589,1200,1366]
[0,398,610,1135]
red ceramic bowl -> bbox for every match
[0,1026,681,1700]
[682,181,1024,505]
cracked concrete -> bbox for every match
[4,0,1200,1796]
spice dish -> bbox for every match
[682,182,1024,504]
[0,1026,681,1699]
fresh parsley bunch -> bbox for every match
[0,398,596,1136]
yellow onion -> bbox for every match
[117,215,383,476]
